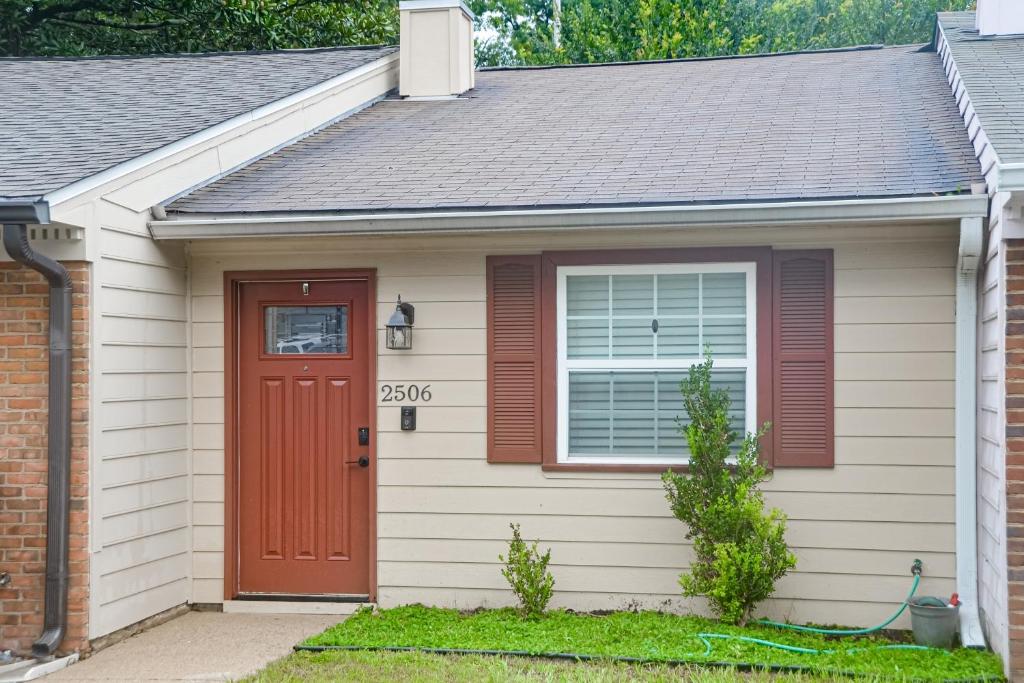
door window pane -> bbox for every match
[264,306,348,354]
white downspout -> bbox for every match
[956,215,985,649]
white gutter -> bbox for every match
[149,194,989,239]
[956,215,985,649]
[43,51,399,209]
[997,163,1024,193]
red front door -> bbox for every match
[236,278,371,596]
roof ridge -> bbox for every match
[0,44,397,63]
[478,43,924,72]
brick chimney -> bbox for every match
[399,0,475,99]
[976,0,1024,36]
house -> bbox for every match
[0,0,1022,677]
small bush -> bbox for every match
[662,354,796,626]
[499,523,555,618]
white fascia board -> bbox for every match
[149,194,989,240]
[43,52,399,209]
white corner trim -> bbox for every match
[956,215,986,650]
[43,51,399,209]
[149,195,990,240]
[399,0,475,18]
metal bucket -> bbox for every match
[907,596,959,649]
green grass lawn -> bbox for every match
[246,649,882,682]
[295,605,1003,682]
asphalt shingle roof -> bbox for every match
[0,46,397,199]
[939,12,1024,164]
[168,44,982,215]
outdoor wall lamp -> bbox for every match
[386,295,415,350]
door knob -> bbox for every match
[347,455,370,468]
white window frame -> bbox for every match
[556,262,757,465]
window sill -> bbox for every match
[541,461,750,473]
[542,462,690,474]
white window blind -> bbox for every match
[557,263,756,464]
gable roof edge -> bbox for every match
[936,14,1020,193]
[935,19,1002,192]
[40,50,399,210]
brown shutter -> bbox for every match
[487,255,543,463]
[772,250,834,467]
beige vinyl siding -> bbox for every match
[188,224,958,626]
[91,199,190,638]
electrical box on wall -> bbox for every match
[400,406,416,431]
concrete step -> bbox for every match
[222,600,373,615]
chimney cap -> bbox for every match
[399,0,475,20]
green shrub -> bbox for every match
[499,523,554,618]
[662,354,796,626]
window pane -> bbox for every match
[264,306,348,354]
[567,369,747,460]
[611,318,653,358]
[703,272,746,315]
[567,318,609,359]
[609,373,656,454]
[566,275,608,316]
[567,373,610,455]
[657,274,698,316]
[612,275,653,315]
[656,318,699,358]
[703,317,746,358]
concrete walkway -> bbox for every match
[47,611,339,682]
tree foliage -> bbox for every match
[471,0,974,66]
[0,0,397,56]
[662,354,795,625]
[2,0,974,67]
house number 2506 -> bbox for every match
[380,384,432,402]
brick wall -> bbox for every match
[1007,240,1024,678]
[0,262,89,656]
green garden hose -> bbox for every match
[757,559,923,636]
[696,633,932,657]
